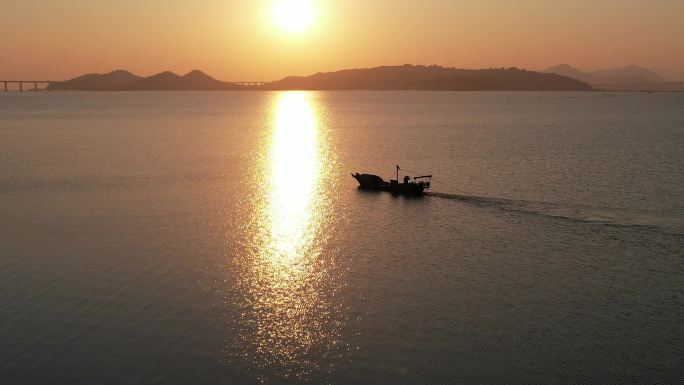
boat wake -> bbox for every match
[428,192,684,235]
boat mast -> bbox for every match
[396,165,399,181]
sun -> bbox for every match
[271,0,317,35]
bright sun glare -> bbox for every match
[272,0,317,35]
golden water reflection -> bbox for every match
[269,92,321,263]
[238,92,341,378]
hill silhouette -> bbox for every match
[266,65,591,91]
[49,70,244,91]
[48,70,142,91]
[545,64,666,85]
[49,65,591,91]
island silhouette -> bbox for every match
[48,65,592,91]
[47,69,244,91]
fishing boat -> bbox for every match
[352,165,432,195]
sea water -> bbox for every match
[1,91,682,384]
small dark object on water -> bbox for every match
[352,165,432,196]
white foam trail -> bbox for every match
[427,192,684,235]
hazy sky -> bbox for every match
[2,0,683,80]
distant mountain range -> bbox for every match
[49,65,592,91]
[544,64,666,85]
[48,69,244,91]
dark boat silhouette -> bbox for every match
[352,165,432,195]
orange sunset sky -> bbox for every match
[2,0,683,81]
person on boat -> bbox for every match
[403,175,410,184]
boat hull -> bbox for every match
[352,173,427,195]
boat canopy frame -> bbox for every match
[413,175,432,188]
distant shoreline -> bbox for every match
[4,64,682,92]
[7,89,684,93]
[39,65,593,92]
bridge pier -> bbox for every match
[232,81,265,87]
[0,80,56,92]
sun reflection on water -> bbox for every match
[234,92,342,379]
[269,92,320,263]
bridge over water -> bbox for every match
[231,82,266,87]
[1,80,267,91]
[1,80,55,91]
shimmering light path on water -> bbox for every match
[231,92,344,379]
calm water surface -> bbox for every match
[1,91,683,384]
